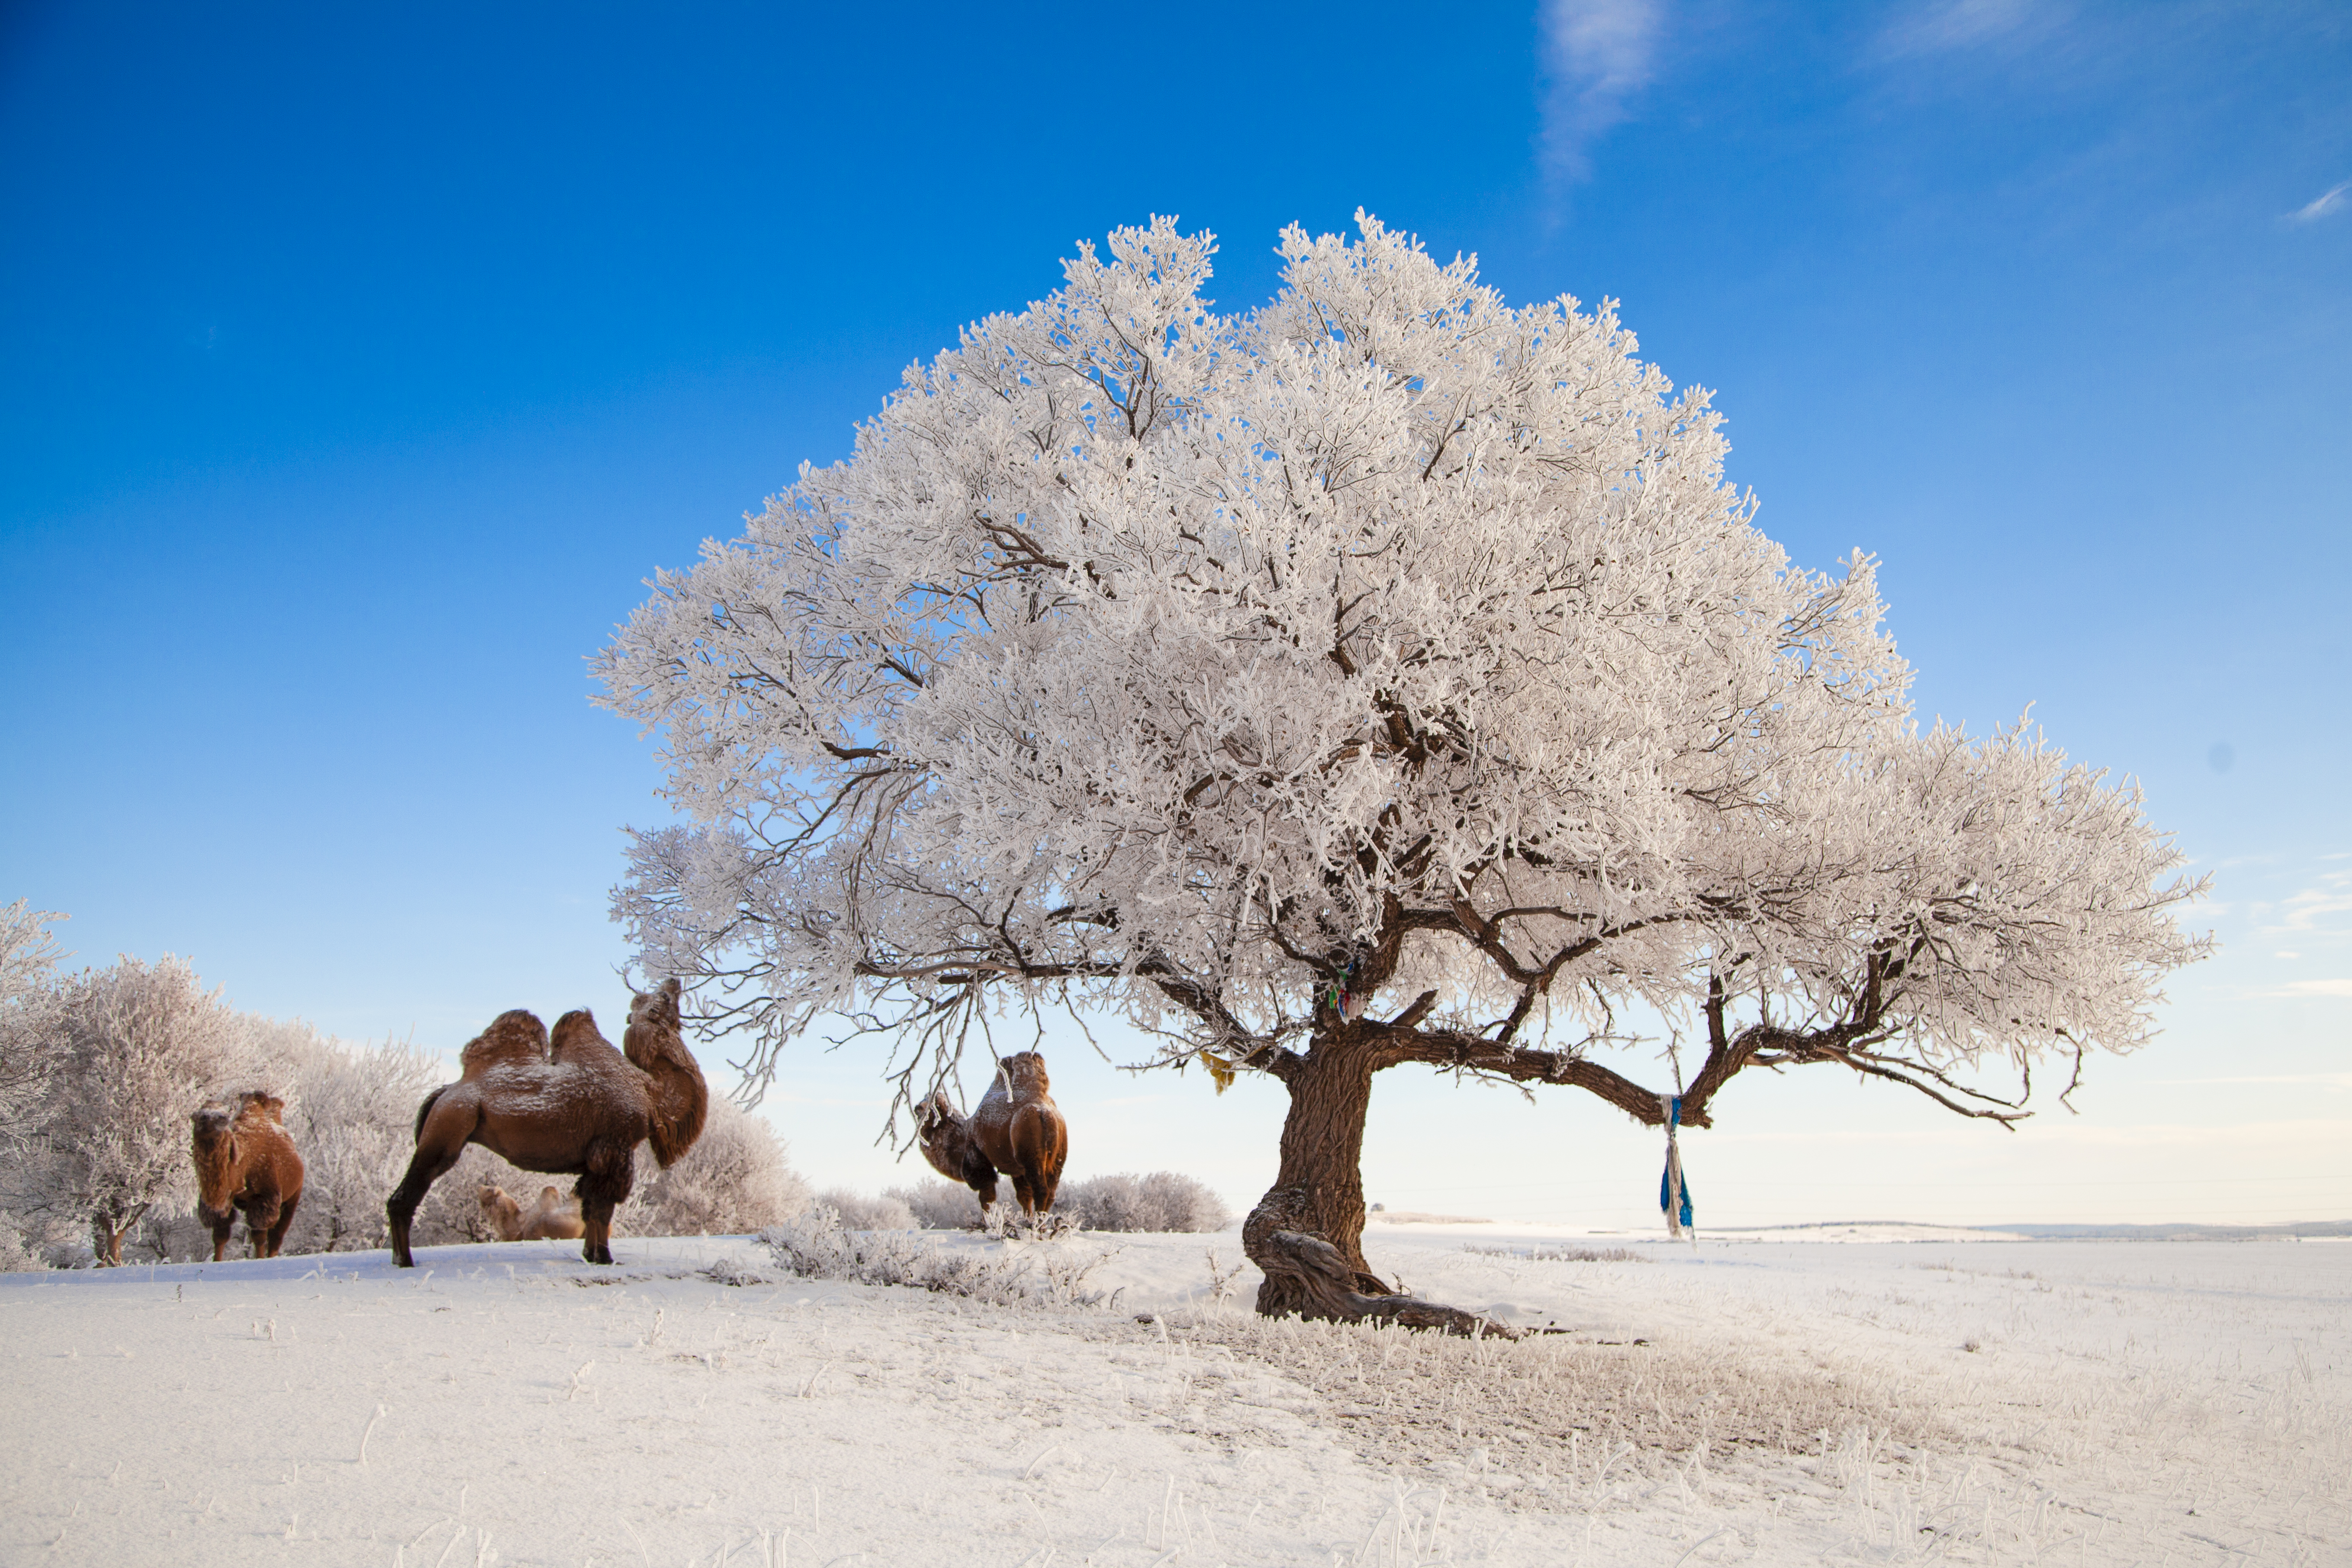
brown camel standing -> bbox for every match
[190,1091,306,1261]
[917,1052,1068,1221]
[387,979,707,1266]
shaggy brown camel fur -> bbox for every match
[918,1053,1068,1220]
[387,979,707,1266]
[190,1091,306,1262]
[916,1090,1002,1211]
[477,1183,586,1242]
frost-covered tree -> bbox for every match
[0,900,68,1150]
[32,956,248,1264]
[596,215,2208,1317]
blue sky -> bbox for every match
[5,1,2347,1228]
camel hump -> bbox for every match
[238,1091,287,1125]
[997,1051,1051,1096]
[549,1008,615,1061]
[460,1010,550,1076]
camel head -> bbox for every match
[627,976,683,1039]
[190,1105,240,1220]
[996,1052,1051,1095]
[623,977,706,1169]
[915,1089,957,1142]
[915,1091,992,1188]
[476,1184,523,1240]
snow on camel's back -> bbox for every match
[386,978,708,1267]
[917,1051,1069,1220]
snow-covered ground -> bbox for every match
[1,1225,2344,1566]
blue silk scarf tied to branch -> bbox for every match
[1659,1095,1694,1234]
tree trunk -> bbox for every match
[91,1204,141,1268]
[1244,1032,1393,1316]
[1251,1228,1517,1339]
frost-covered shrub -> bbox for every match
[812,1187,917,1231]
[625,1097,808,1237]
[1462,1243,1644,1263]
[758,1206,1117,1307]
[1057,1172,1232,1233]
[890,1178,983,1230]
[0,1206,75,1271]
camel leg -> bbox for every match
[244,1196,282,1261]
[386,1143,463,1268]
[1037,1144,1065,1214]
[208,1215,235,1264]
[264,1193,299,1259]
[579,1195,616,1265]
[389,1092,477,1268]
[577,1143,635,1265]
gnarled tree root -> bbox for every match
[1248,1228,1520,1339]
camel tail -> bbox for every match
[412,1084,450,1144]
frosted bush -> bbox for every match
[0,1206,67,1271]
[759,1205,1119,1308]
[626,1096,809,1237]
[889,1178,982,1230]
[1057,1172,1232,1233]
[812,1187,917,1231]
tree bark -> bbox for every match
[1245,1032,1393,1315]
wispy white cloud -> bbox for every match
[2272,979,2352,999]
[2291,182,2349,224]
[1873,0,2049,60]
[2257,869,2352,935]
[1538,0,1666,185]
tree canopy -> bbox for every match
[597,214,2206,1310]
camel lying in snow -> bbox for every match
[478,1184,586,1241]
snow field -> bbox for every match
[0,1230,2343,1565]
